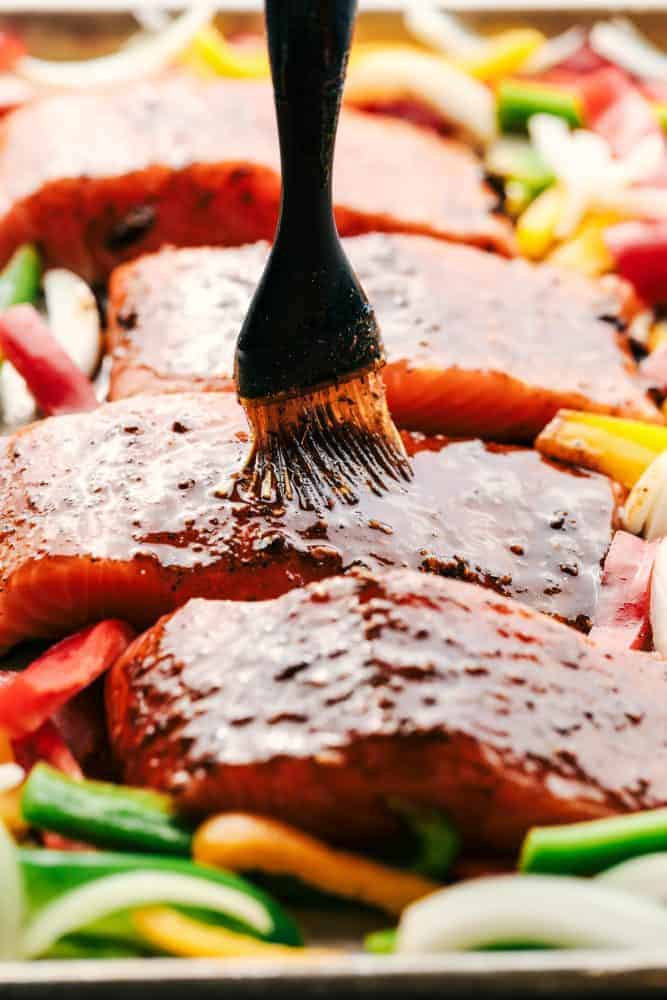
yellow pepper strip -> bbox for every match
[0,729,13,765]
[548,214,619,278]
[184,25,269,79]
[516,185,564,260]
[193,813,437,916]
[133,907,334,961]
[459,29,545,82]
[536,410,667,489]
[0,787,26,838]
[648,319,667,355]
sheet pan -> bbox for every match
[0,5,666,995]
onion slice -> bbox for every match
[16,4,215,90]
[590,19,667,83]
[43,270,101,378]
[397,874,667,953]
[0,821,22,960]
[522,27,587,75]
[0,362,36,427]
[650,537,667,656]
[403,4,483,57]
[346,48,496,146]
[599,853,667,903]
[624,451,667,540]
[21,870,274,959]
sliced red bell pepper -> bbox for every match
[0,32,25,71]
[0,303,98,415]
[12,720,82,779]
[581,66,666,166]
[0,620,135,739]
[589,531,657,650]
[604,221,667,306]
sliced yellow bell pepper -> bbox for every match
[133,907,332,961]
[193,813,437,916]
[648,319,667,355]
[516,185,564,260]
[548,214,619,278]
[536,410,667,489]
[184,25,269,79]
[0,786,26,838]
[459,29,545,81]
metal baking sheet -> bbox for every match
[2,3,667,995]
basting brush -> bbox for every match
[234,0,412,510]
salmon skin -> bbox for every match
[0,77,511,283]
[108,235,659,439]
[0,393,615,652]
[107,570,667,851]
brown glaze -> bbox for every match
[107,236,658,437]
[0,393,614,652]
[107,570,667,851]
[0,77,511,282]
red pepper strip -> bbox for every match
[604,221,667,307]
[0,620,135,739]
[581,66,667,167]
[11,720,81,779]
[0,32,25,71]
[589,531,657,651]
[0,304,98,415]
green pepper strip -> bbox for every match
[364,928,397,954]
[0,244,41,311]
[497,80,583,134]
[390,800,460,879]
[520,809,667,877]
[19,848,302,947]
[21,763,193,856]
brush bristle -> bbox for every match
[237,369,413,509]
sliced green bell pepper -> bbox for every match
[497,80,582,133]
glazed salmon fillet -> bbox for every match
[0,77,511,283]
[107,235,658,438]
[0,393,615,652]
[107,570,667,851]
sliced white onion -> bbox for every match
[596,187,667,220]
[21,870,273,959]
[0,763,24,793]
[650,538,667,656]
[599,853,667,903]
[16,4,215,90]
[346,48,496,146]
[0,821,23,960]
[624,451,667,540]
[403,3,483,57]
[521,27,587,75]
[590,19,667,83]
[43,270,101,378]
[0,362,37,427]
[397,874,667,953]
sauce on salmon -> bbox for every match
[0,77,512,283]
[108,569,667,851]
[108,235,658,439]
[0,392,615,652]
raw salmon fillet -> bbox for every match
[107,236,658,438]
[0,77,511,283]
[107,570,667,851]
[0,393,615,652]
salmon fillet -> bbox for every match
[107,236,658,438]
[0,393,615,652]
[0,77,511,283]
[107,570,667,851]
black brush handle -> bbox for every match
[235,0,383,401]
